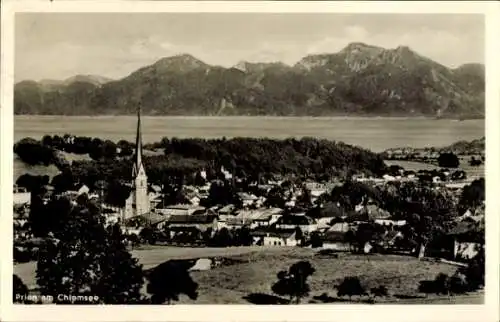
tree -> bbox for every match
[146,260,199,304]
[13,274,29,303]
[102,140,118,160]
[16,174,49,192]
[459,178,485,211]
[265,186,286,208]
[139,227,162,245]
[336,276,366,300]
[89,138,104,160]
[117,140,134,157]
[271,261,315,304]
[370,285,388,298]
[296,187,313,209]
[469,156,482,167]
[105,180,132,208]
[295,226,304,246]
[193,171,207,187]
[460,246,485,291]
[236,226,253,246]
[433,273,451,295]
[14,138,57,166]
[310,231,323,248]
[205,180,238,207]
[36,198,145,304]
[438,152,460,168]
[353,222,384,253]
[51,170,75,193]
[212,227,233,247]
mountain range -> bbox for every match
[14,42,485,118]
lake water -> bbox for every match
[14,116,484,153]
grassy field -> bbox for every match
[13,246,483,304]
[175,248,468,304]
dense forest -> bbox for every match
[14,135,387,189]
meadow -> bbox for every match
[14,246,483,304]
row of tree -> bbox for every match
[16,135,389,183]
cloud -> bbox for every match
[14,15,484,81]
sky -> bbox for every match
[14,13,484,82]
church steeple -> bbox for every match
[124,104,150,220]
[132,105,145,178]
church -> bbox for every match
[123,107,151,221]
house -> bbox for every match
[13,186,31,206]
[456,209,484,223]
[383,174,396,182]
[448,221,483,261]
[322,231,351,251]
[327,222,350,233]
[375,230,404,250]
[218,204,236,216]
[148,192,163,209]
[261,230,298,247]
[317,217,336,231]
[454,241,481,260]
[237,192,259,207]
[155,204,206,216]
[274,214,318,233]
[216,215,231,230]
[166,214,218,237]
[375,219,407,227]
[77,184,90,196]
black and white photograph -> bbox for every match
[1,1,499,321]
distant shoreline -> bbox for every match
[13,114,485,121]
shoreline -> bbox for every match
[13,114,485,121]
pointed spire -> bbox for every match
[136,104,143,167]
[132,104,144,177]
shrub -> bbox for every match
[370,285,389,297]
[146,260,199,304]
[271,261,316,304]
[13,274,29,303]
[337,276,366,300]
[438,152,460,168]
[448,273,468,295]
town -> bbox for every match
[13,109,485,305]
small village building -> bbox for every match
[13,186,31,206]
[275,214,318,233]
[218,204,236,216]
[374,219,406,226]
[317,217,336,231]
[237,192,259,207]
[322,231,351,251]
[166,214,218,238]
[155,204,206,217]
[327,222,350,233]
[262,230,298,247]
[448,221,483,261]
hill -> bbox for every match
[14,43,484,118]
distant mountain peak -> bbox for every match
[341,42,383,52]
[153,53,208,71]
[234,60,289,73]
[63,74,113,86]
